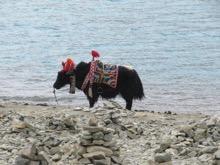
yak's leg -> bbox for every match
[89,98,95,108]
[125,98,133,110]
[120,89,133,110]
[88,95,99,108]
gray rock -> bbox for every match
[47,118,65,130]
[111,113,122,124]
[201,146,218,154]
[93,140,105,145]
[93,159,108,165]
[77,145,86,156]
[196,121,208,130]
[111,113,120,119]
[111,156,122,164]
[83,151,106,159]
[206,120,216,127]
[0,144,14,152]
[15,156,30,165]
[154,147,163,153]
[43,137,62,147]
[110,145,120,152]
[198,154,213,162]
[79,158,91,164]
[127,131,138,139]
[29,161,40,165]
[179,125,195,138]
[82,135,93,140]
[165,148,178,156]
[215,160,220,165]
[214,150,220,160]
[63,116,77,129]
[49,146,61,155]
[93,132,104,140]
[40,160,49,165]
[194,128,207,141]
[103,141,116,147]
[159,138,172,152]
[11,119,31,129]
[188,150,197,157]
[179,148,190,156]
[38,151,50,165]
[104,119,112,125]
[87,146,113,156]
[106,157,112,165]
[104,133,113,142]
[89,116,98,126]
[103,128,115,134]
[19,144,37,160]
[52,153,61,162]
[154,153,171,163]
[136,127,144,135]
[80,139,93,146]
[83,126,105,133]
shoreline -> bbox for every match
[0,101,219,165]
[0,99,214,115]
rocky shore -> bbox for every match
[0,101,220,165]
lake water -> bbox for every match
[0,0,220,114]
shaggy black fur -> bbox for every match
[53,62,144,110]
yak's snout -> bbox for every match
[53,71,70,90]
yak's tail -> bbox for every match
[131,69,145,100]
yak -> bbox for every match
[53,57,144,110]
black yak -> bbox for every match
[53,55,144,110]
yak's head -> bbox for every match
[53,58,76,90]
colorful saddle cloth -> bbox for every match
[81,60,118,90]
[94,61,118,88]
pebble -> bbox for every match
[214,150,220,160]
[201,146,218,154]
[154,152,171,163]
[52,153,62,162]
[89,116,98,126]
[83,151,106,159]
[87,146,113,156]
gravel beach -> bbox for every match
[0,101,219,165]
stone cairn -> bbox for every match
[77,116,122,165]
[15,144,49,165]
[103,110,144,140]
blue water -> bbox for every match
[0,0,220,113]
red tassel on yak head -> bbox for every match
[62,58,75,72]
[91,50,100,61]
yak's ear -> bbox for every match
[66,70,75,76]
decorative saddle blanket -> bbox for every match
[81,60,118,90]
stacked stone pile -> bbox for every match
[77,116,122,165]
[102,110,143,140]
[15,144,49,165]
[47,115,78,132]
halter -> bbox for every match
[53,88,59,105]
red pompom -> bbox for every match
[62,58,75,72]
[91,50,100,58]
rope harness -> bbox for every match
[53,89,59,105]
[81,61,97,90]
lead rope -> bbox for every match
[53,89,59,105]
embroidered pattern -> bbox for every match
[81,61,118,90]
